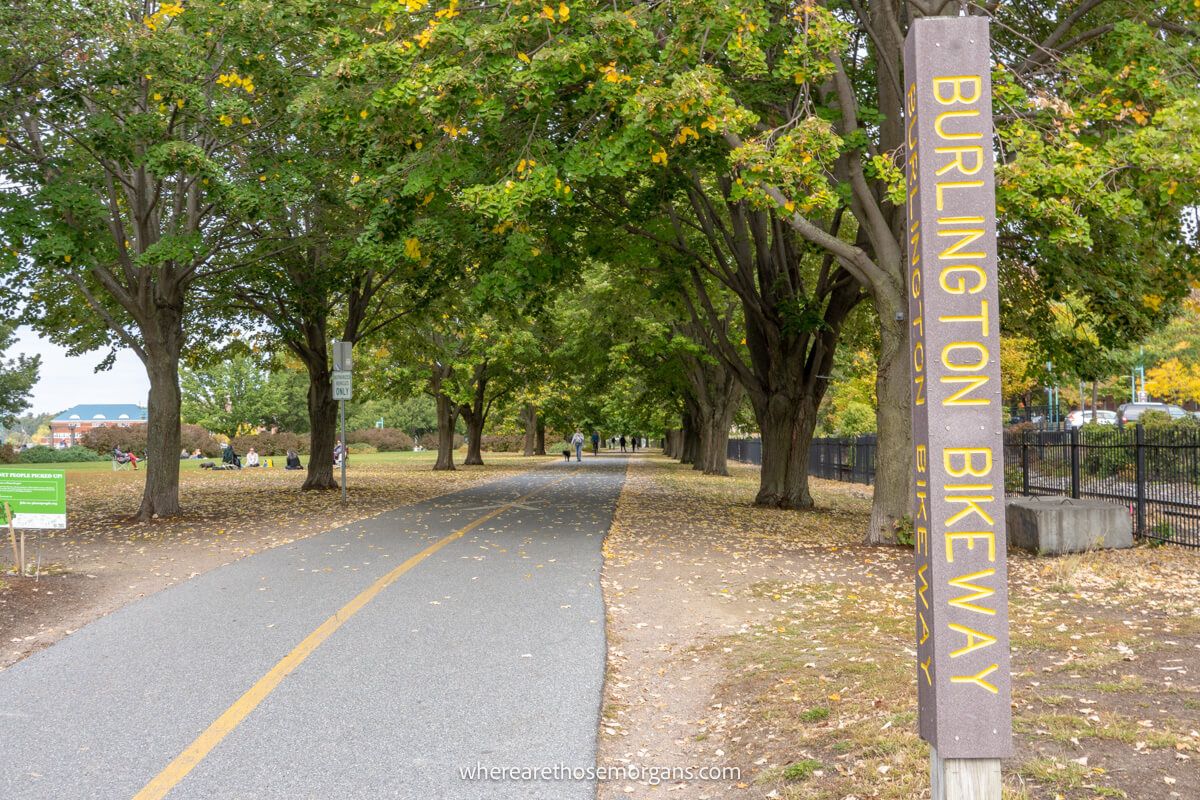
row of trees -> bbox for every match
[1,1,1197,539]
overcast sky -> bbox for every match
[12,325,150,416]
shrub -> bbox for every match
[480,434,527,452]
[0,444,17,464]
[346,427,414,452]
[181,424,222,457]
[834,401,876,436]
[418,432,463,450]
[18,445,103,463]
[346,443,378,454]
[231,431,309,456]
[81,425,148,457]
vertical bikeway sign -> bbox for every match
[904,14,1013,768]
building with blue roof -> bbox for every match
[46,404,148,447]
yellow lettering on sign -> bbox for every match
[945,495,995,527]
[911,264,922,298]
[945,531,997,563]
[951,663,999,694]
[941,375,990,406]
[916,445,928,474]
[917,564,930,610]
[934,145,984,177]
[932,76,982,106]
[917,524,929,554]
[920,656,933,686]
[944,448,992,477]
[933,110,981,141]
[937,227,986,259]
[947,569,997,615]
[942,342,989,372]
[939,299,990,336]
[940,265,986,295]
[935,180,985,210]
[948,622,997,658]
[918,611,930,645]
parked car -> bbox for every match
[1116,402,1189,425]
[1066,409,1117,428]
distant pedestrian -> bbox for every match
[630,435,638,454]
[591,431,600,455]
[619,435,626,453]
[571,430,585,462]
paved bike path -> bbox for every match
[0,457,626,799]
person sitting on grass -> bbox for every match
[245,447,260,468]
[285,450,303,470]
[222,443,241,470]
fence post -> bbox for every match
[1021,432,1030,496]
[1135,423,1146,537]
[1069,427,1080,499]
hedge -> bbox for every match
[346,427,414,452]
[17,445,104,463]
[231,431,310,456]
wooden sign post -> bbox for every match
[903,16,1012,799]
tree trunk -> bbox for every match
[679,408,699,465]
[302,358,339,490]
[463,412,485,465]
[136,321,184,520]
[866,301,912,543]
[1091,380,1098,421]
[522,403,536,456]
[697,384,741,476]
[434,393,457,471]
[535,416,546,455]
[753,393,819,509]
[460,363,489,466]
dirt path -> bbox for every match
[599,456,1200,800]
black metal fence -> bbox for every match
[727,435,876,486]
[726,426,1200,547]
[1006,425,1200,547]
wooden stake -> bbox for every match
[4,502,17,575]
[19,529,25,576]
[931,749,1002,800]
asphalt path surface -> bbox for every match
[0,456,627,799]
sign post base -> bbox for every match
[931,749,1001,800]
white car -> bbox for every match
[1067,409,1117,428]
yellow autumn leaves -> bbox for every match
[216,71,255,94]
[540,3,570,22]
[143,1,183,31]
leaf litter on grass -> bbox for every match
[599,456,1200,800]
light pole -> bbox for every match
[67,423,77,448]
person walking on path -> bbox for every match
[571,430,585,462]
[591,431,600,456]
[619,435,626,453]
[630,435,638,454]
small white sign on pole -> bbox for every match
[332,370,353,400]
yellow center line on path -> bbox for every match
[133,468,579,800]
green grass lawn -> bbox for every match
[7,449,468,478]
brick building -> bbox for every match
[45,404,148,448]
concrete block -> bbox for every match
[1006,495,1133,555]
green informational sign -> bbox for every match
[0,469,67,530]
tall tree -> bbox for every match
[0,322,39,425]
[0,0,316,518]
